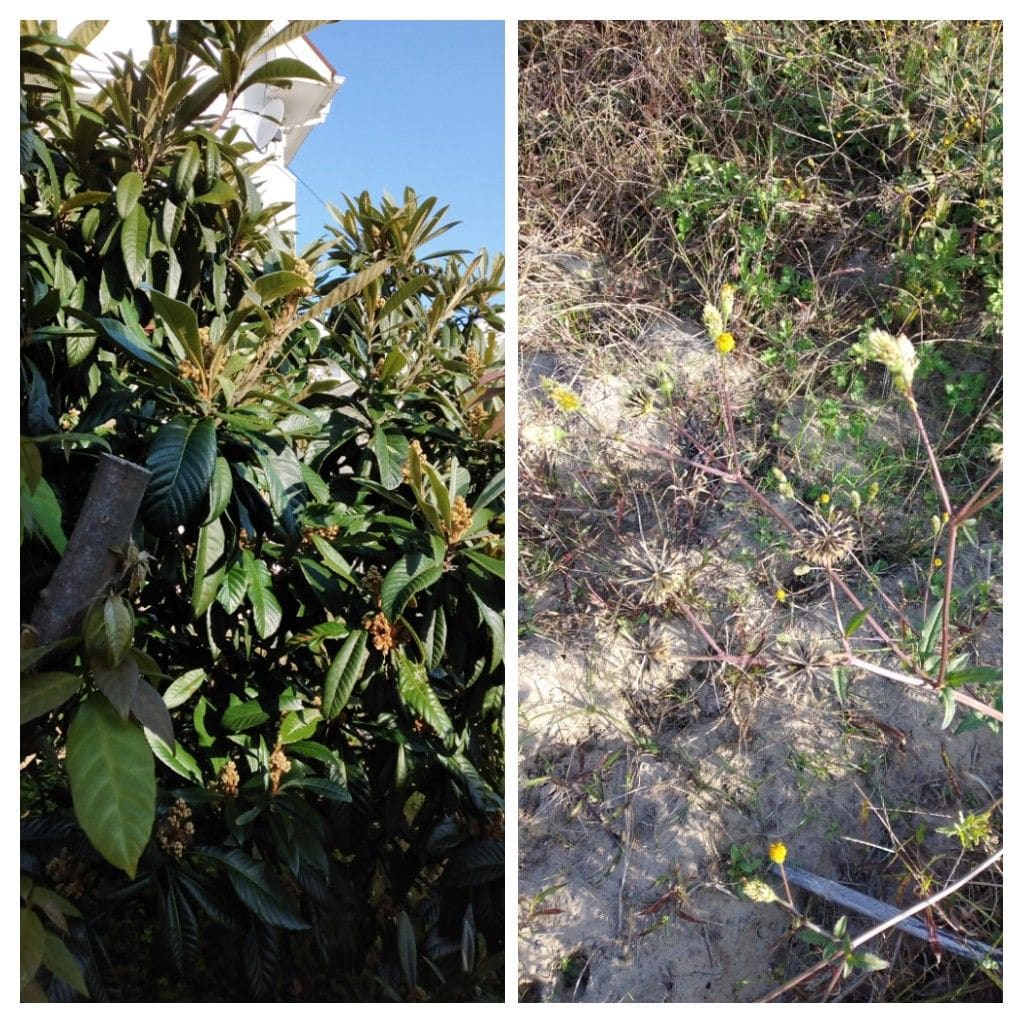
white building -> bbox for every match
[61,20,342,234]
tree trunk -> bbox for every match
[28,453,152,645]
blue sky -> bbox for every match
[289,21,504,262]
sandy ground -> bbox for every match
[517,258,1002,1002]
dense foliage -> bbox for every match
[21,20,505,1001]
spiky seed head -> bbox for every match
[795,510,856,568]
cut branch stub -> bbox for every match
[29,454,152,646]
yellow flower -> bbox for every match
[715,332,736,355]
[941,512,950,524]
[818,492,830,505]
[768,842,788,865]
[775,588,787,603]
[933,557,943,568]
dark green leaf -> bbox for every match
[470,588,504,672]
[844,607,871,638]
[115,170,143,219]
[66,695,155,878]
[20,672,82,724]
[41,930,89,996]
[120,203,150,287]
[163,668,205,709]
[144,417,217,530]
[237,57,327,93]
[372,426,409,491]
[130,679,175,748]
[473,468,504,512]
[396,910,417,992]
[221,697,270,734]
[148,288,204,366]
[217,559,248,614]
[397,654,453,741]
[462,548,505,579]
[380,551,442,620]
[192,516,226,616]
[103,593,135,666]
[323,629,368,720]
[144,727,202,783]
[252,270,310,303]
[92,655,140,719]
[197,847,309,930]
[21,909,45,989]
[279,709,321,744]
[278,776,351,803]
[204,457,233,525]
[173,141,201,197]
[194,180,237,205]
[442,838,504,886]
[310,533,357,584]
[243,551,282,639]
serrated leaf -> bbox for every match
[66,695,155,878]
[470,588,504,672]
[243,551,282,639]
[323,629,368,720]
[147,288,203,366]
[396,910,417,992]
[144,417,217,530]
[279,709,321,745]
[397,655,453,740]
[442,838,504,886]
[372,426,409,490]
[145,727,202,783]
[115,170,143,219]
[91,656,140,719]
[21,672,82,724]
[41,931,89,996]
[462,549,505,579]
[221,696,270,734]
[130,679,175,748]
[380,551,442,620]
[217,558,248,614]
[163,668,205,709]
[119,203,150,287]
[310,533,356,584]
[198,847,309,930]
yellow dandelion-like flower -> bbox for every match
[715,332,736,355]
[775,588,788,603]
[818,492,830,505]
[540,377,582,413]
[942,511,950,524]
[933,557,943,568]
[768,842,788,865]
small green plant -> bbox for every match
[937,810,993,852]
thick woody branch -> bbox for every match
[28,453,152,645]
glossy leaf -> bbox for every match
[380,551,442,621]
[163,668,205,709]
[144,417,217,530]
[197,847,309,930]
[222,697,270,733]
[397,654,453,741]
[114,170,143,219]
[130,679,175,748]
[120,203,150,287]
[396,910,417,993]
[372,426,409,491]
[204,457,233,525]
[66,695,155,878]
[20,672,81,724]
[148,288,204,366]
[192,515,227,616]
[323,629,368,720]
[243,551,282,639]
[145,727,202,783]
[92,655,140,719]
